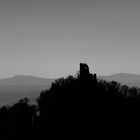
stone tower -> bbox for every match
[79,63,97,82]
[80,63,90,80]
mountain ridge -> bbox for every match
[0,73,140,88]
[0,75,55,86]
[99,73,140,87]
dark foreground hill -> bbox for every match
[1,64,140,139]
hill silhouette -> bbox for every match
[0,63,140,139]
[0,75,54,86]
[0,75,54,106]
[100,73,140,87]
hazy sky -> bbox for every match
[0,0,140,78]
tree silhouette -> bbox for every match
[1,63,140,139]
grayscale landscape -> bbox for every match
[0,0,140,139]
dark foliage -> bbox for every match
[1,66,140,139]
[36,75,140,139]
[0,98,36,139]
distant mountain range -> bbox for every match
[0,75,54,86]
[0,75,55,106]
[2,73,140,87]
[1,73,140,106]
[99,73,140,88]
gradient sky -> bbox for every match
[0,0,140,78]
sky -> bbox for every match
[0,0,140,78]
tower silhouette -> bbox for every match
[80,63,90,80]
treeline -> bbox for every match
[0,73,140,139]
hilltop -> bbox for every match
[0,63,140,139]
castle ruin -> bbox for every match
[79,63,97,81]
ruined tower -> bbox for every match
[80,63,90,80]
[80,63,97,82]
